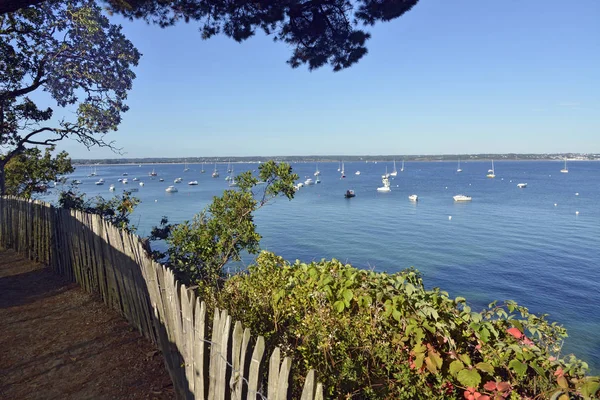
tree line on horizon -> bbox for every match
[70,153,598,165]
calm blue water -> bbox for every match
[47,160,600,373]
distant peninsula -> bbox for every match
[73,153,599,165]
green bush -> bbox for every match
[215,252,599,399]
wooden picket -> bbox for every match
[0,196,324,400]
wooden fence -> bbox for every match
[0,196,323,400]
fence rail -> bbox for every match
[0,196,323,400]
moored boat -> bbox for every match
[453,194,472,201]
[377,177,391,192]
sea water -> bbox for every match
[50,160,600,372]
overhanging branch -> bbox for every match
[0,0,46,15]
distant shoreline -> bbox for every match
[73,156,599,166]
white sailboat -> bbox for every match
[457,158,462,173]
[340,161,345,178]
[560,157,568,173]
[183,159,190,172]
[201,162,206,173]
[377,177,391,192]
[381,166,390,179]
[400,159,405,172]
[227,160,233,173]
[212,163,219,178]
[390,160,398,177]
[227,166,235,183]
[486,160,495,178]
[314,163,321,176]
[337,161,341,172]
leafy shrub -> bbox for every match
[58,189,140,232]
[216,252,600,399]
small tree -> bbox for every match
[150,160,298,286]
[0,0,140,195]
[2,146,73,198]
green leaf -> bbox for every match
[358,295,372,307]
[425,356,438,374]
[429,351,443,369]
[458,353,472,366]
[455,296,466,303]
[557,375,568,389]
[475,362,494,374]
[422,321,435,333]
[449,360,465,376]
[457,369,481,388]
[342,288,353,304]
[413,343,426,354]
[333,300,345,313]
[405,283,415,296]
[392,309,402,322]
[510,320,524,332]
[273,289,285,304]
[479,327,490,343]
[579,377,600,398]
[508,359,528,377]
[414,353,425,369]
[470,312,482,323]
[530,363,546,377]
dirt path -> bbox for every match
[0,248,175,400]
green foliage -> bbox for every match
[150,161,297,286]
[0,0,140,194]
[58,189,139,232]
[215,253,599,399]
[96,0,420,72]
[3,146,73,198]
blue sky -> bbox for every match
[57,0,599,158]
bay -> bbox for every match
[50,160,600,373]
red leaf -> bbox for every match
[506,327,523,339]
[478,396,491,400]
[521,337,534,346]
[496,381,511,392]
[483,381,497,391]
